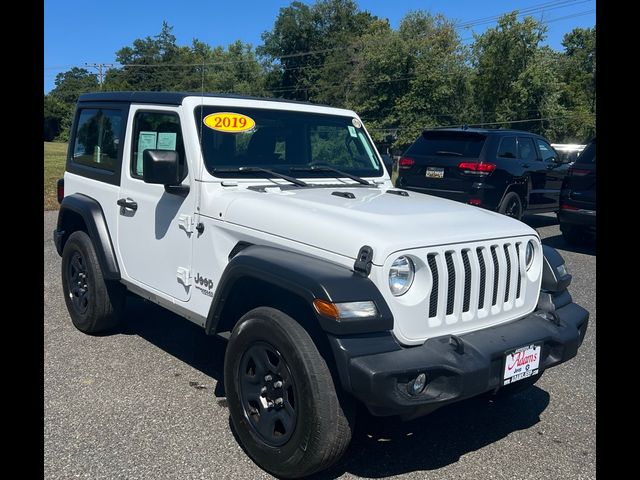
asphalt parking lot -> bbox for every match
[44,211,595,480]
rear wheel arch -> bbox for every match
[500,181,528,210]
[56,194,120,280]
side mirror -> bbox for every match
[142,150,188,194]
[143,150,180,185]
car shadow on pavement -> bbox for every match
[116,295,229,398]
[541,234,596,256]
[317,387,550,479]
[115,295,550,478]
[521,214,558,228]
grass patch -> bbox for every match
[44,142,67,210]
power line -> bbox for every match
[366,112,595,132]
[455,0,591,28]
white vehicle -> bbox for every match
[551,143,586,163]
[54,92,589,478]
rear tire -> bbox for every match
[498,192,523,220]
[61,231,124,334]
[224,307,354,478]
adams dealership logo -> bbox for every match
[195,273,214,297]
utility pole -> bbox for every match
[85,63,113,89]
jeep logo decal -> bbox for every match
[195,273,214,290]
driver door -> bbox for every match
[117,106,196,301]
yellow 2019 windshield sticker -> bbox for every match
[203,112,256,133]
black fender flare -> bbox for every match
[205,245,393,336]
[55,193,120,281]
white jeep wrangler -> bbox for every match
[54,92,589,478]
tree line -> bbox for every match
[44,0,595,149]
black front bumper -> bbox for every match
[328,300,589,418]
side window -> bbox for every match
[497,137,517,158]
[536,139,557,162]
[131,111,187,180]
[71,109,122,172]
[517,137,538,162]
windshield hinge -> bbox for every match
[176,267,191,286]
[354,245,374,276]
[178,214,194,234]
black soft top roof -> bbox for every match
[78,91,327,107]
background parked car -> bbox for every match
[558,137,596,244]
[551,143,586,164]
[396,128,570,220]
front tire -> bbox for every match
[224,307,353,478]
[61,231,124,334]
[498,192,523,220]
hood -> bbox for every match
[220,185,538,265]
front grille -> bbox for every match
[477,247,486,310]
[445,252,455,315]
[427,254,438,318]
[504,244,511,302]
[491,246,499,306]
[425,240,526,323]
[462,250,472,312]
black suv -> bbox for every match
[396,128,568,219]
[558,137,596,244]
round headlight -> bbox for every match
[389,256,415,296]
[525,241,535,270]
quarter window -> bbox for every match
[71,109,122,172]
[131,111,187,180]
[497,137,517,159]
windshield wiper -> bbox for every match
[212,166,308,187]
[434,150,464,156]
[289,165,372,186]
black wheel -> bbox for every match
[224,307,354,478]
[498,192,523,220]
[560,223,589,245]
[61,231,124,334]
[492,372,543,399]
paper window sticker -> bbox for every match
[348,125,358,138]
[157,132,177,151]
[137,131,157,176]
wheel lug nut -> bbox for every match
[267,400,274,408]
[273,381,283,388]
[260,386,267,394]
[264,375,272,382]
[275,398,284,407]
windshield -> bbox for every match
[195,106,383,179]
[405,131,486,158]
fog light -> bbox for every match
[556,263,568,277]
[408,373,427,395]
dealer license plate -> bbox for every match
[503,344,541,385]
[425,167,444,178]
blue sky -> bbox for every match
[44,0,595,93]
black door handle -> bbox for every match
[117,198,138,211]
[520,163,530,168]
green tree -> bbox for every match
[46,67,99,141]
[471,12,557,134]
[259,0,377,102]
[555,27,596,142]
[44,94,72,141]
[392,12,473,146]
